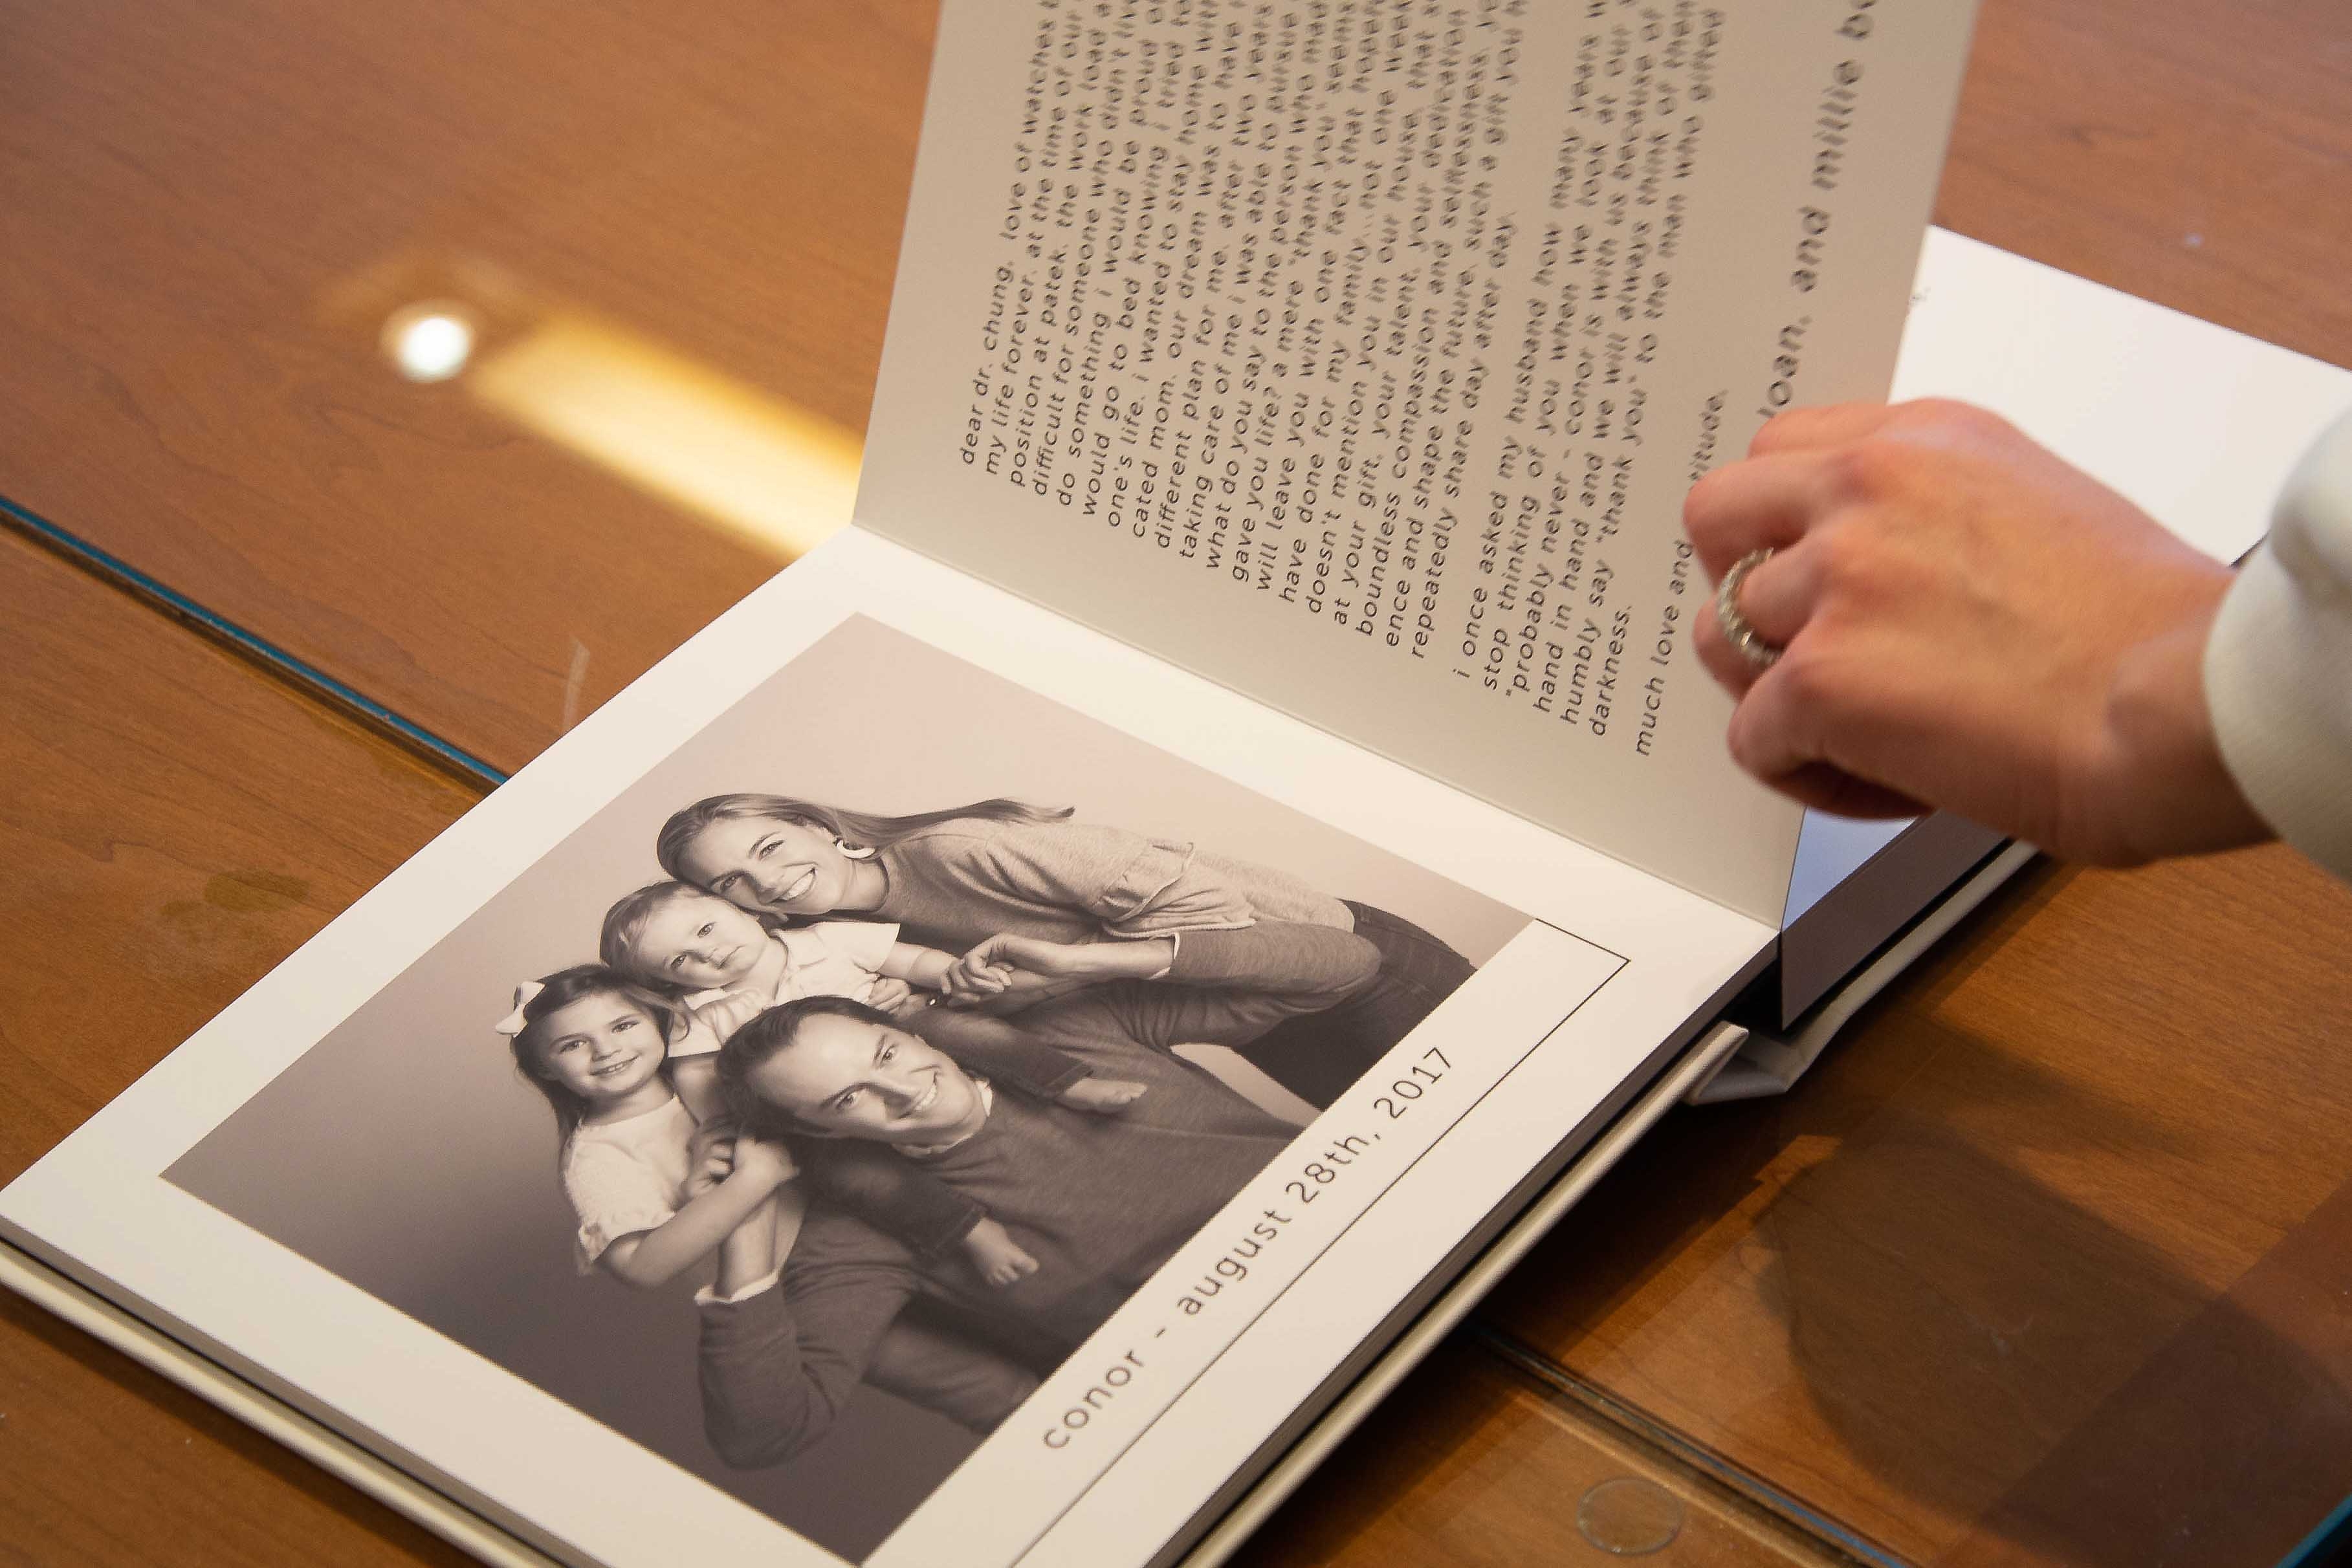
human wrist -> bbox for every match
[2094,585,2270,864]
[1121,935,1177,976]
[712,1195,780,1295]
[1065,938,1168,979]
[725,1155,790,1201]
[2204,534,2352,878]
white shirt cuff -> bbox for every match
[2206,408,2352,883]
[694,1267,782,1307]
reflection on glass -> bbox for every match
[380,301,478,383]
[331,252,861,562]
[466,312,860,561]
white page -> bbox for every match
[861,0,1981,924]
[3,529,1770,1568]
[1897,228,2352,562]
[1784,228,2352,926]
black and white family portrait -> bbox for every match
[168,616,1526,1561]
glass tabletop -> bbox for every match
[5,3,2351,1565]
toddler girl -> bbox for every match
[499,965,796,1288]
[600,881,1145,1287]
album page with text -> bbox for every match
[861,0,1980,924]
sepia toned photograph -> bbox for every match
[166,615,1528,1561]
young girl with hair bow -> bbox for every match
[497,965,797,1289]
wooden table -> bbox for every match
[5,3,2349,1563]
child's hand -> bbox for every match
[728,1136,800,1193]
[694,988,769,1044]
[941,935,1120,1010]
[961,1218,1040,1289]
[938,950,1015,1003]
[865,977,918,1015]
[683,1122,738,1199]
[1059,1076,1149,1115]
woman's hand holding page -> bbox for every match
[1685,398,2271,865]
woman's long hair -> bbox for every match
[656,793,1072,884]
[506,964,685,1152]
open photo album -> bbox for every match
[13,4,2349,1565]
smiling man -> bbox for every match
[691,987,1309,1466]
[726,997,1290,1320]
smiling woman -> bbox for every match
[659,795,1068,917]
[657,791,1477,1110]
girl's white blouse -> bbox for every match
[558,1096,698,1271]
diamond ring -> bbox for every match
[1715,549,1783,673]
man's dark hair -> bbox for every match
[716,994,896,1136]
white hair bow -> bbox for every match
[493,979,547,1038]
